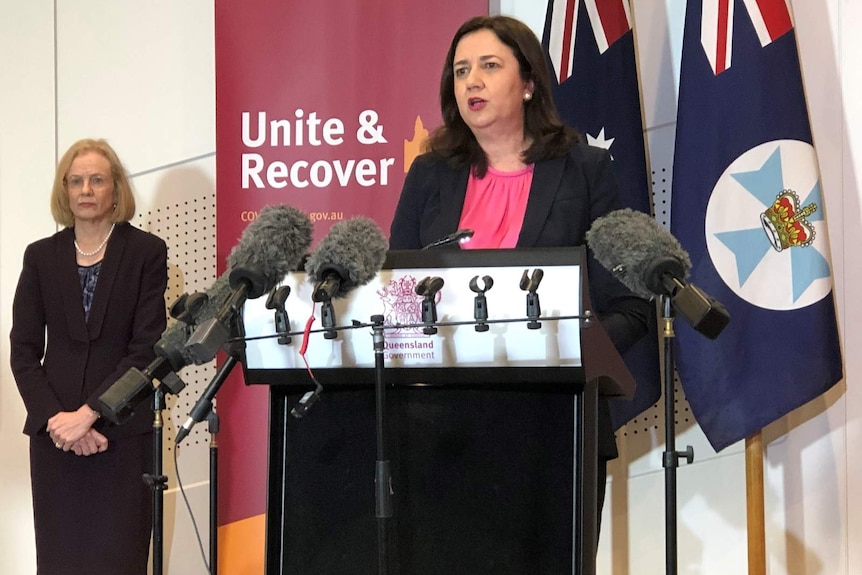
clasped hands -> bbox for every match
[47,405,108,456]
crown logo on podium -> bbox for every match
[759,189,817,252]
[377,276,425,337]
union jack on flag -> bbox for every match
[542,0,661,430]
[701,0,793,74]
[546,0,633,83]
[671,0,842,452]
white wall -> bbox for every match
[0,1,217,574]
[1,1,859,574]
[0,4,56,573]
[839,0,862,570]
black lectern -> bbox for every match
[242,247,633,575]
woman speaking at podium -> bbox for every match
[390,14,650,565]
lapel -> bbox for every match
[517,155,566,247]
[438,162,471,236]
[57,228,90,343]
[86,222,127,340]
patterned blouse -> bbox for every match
[78,261,103,321]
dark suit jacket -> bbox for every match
[389,144,652,458]
[10,222,168,438]
[390,145,649,349]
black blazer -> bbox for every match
[10,222,168,438]
[390,144,650,353]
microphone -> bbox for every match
[98,276,231,424]
[100,204,312,426]
[585,208,729,339]
[184,204,314,364]
[422,228,474,250]
[295,217,387,415]
[586,209,691,299]
[305,216,388,302]
[174,205,313,444]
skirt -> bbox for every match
[29,432,153,575]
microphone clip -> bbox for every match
[469,275,494,332]
[169,292,209,339]
[415,276,445,335]
[320,300,338,340]
[519,269,544,330]
[265,286,292,345]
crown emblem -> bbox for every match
[760,189,817,251]
[377,276,424,337]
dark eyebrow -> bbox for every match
[453,55,502,67]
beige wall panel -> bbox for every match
[841,0,862,571]
[55,0,214,174]
[0,2,58,573]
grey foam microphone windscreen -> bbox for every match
[226,204,314,297]
[164,204,313,350]
[585,208,692,299]
[305,216,389,299]
[183,204,314,364]
[102,205,314,421]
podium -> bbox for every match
[241,247,634,575]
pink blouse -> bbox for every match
[458,164,534,249]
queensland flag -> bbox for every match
[671,0,843,452]
[542,0,662,429]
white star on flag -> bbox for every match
[586,127,615,157]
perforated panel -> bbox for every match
[135,194,217,469]
[615,159,694,444]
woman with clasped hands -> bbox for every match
[389,15,651,570]
[10,138,168,575]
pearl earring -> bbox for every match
[524,92,532,101]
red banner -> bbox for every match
[214,1,486,571]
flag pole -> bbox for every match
[745,432,767,575]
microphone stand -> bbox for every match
[176,315,245,574]
[371,314,392,575]
[661,296,694,575]
[189,352,241,572]
[144,386,169,575]
[139,368,187,575]
[208,410,220,575]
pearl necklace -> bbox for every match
[75,223,116,257]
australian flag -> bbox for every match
[542,0,661,430]
[671,0,843,452]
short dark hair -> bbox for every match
[427,15,578,177]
